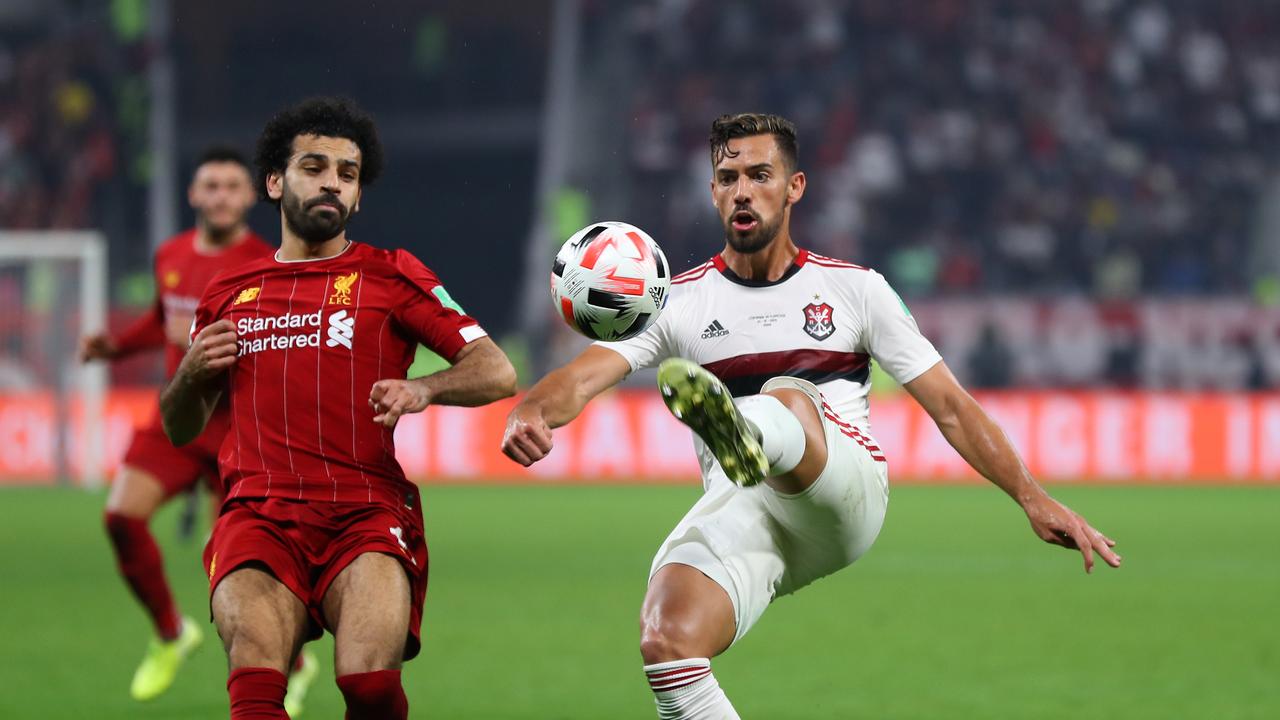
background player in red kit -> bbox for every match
[80,147,273,702]
[161,97,517,719]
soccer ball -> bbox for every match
[551,221,670,341]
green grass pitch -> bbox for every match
[1,484,1276,719]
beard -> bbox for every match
[281,181,350,243]
[722,206,783,254]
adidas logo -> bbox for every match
[700,320,729,339]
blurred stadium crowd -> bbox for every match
[0,9,146,241]
[613,0,1280,298]
[3,1,1280,391]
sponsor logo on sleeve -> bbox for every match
[431,285,465,314]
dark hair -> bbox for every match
[709,113,799,172]
[253,96,384,204]
[195,145,251,173]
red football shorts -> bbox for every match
[121,411,227,499]
[203,496,429,660]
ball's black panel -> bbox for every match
[552,257,566,277]
[653,248,667,279]
[587,288,631,311]
[622,312,651,337]
[574,225,609,250]
[572,308,602,340]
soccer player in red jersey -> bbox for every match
[160,97,517,720]
[80,146,274,701]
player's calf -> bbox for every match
[337,670,409,720]
[753,385,829,494]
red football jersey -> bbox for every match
[191,241,488,506]
[116,229,274,376]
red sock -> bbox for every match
[337,670,408,720]
[104,511,182,640]
[227,667,288,719]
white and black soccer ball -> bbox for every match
[550,221,670,341]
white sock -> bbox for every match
[644,658,740,720]
[736,394,805,476]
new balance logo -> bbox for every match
[326,309,354,349]
[701,320,729,339]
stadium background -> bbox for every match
[0,1,1275,718]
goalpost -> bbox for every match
[0,232,108,487]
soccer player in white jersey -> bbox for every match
[502,113,1122,719]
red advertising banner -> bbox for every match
[2,389,1278,485]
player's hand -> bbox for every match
[369,379,431,428]
[501,404,554,466]
[1022,494,1121,573]
[79,333,119,363]
[177,319,238,382]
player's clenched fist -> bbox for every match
[369,379,432,428]
[501,405,554,466]
[177,319,238,382]
[78,333,120,363]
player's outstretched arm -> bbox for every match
[501,345,632,467]
[903,361,1122,573]
[368,337,516,428]
[80,296,167,363]
[159,319,237,446]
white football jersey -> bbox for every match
[599,249,942,437]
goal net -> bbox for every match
[0,232,107,487]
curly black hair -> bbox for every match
[253,96,385,204]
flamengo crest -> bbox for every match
[802,302,835,340]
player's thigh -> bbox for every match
[111,426,208,515]
[649,478,786,648]
[765,425,889,592]
[211,563,310,672]
[640,563,737,662]
[322,552,412,675]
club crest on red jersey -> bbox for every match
[802,302,835,340]
[329,271,359,305]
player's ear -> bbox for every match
[265,171,284,202]
[786,170,806,206]
[352,189,361,215]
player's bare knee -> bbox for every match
[639,615,705,664]
[764,388,825,446]
[763,387,829,486]
[334,638,404,676]
[104,467,165,518]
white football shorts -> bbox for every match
[648,376,890,645]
